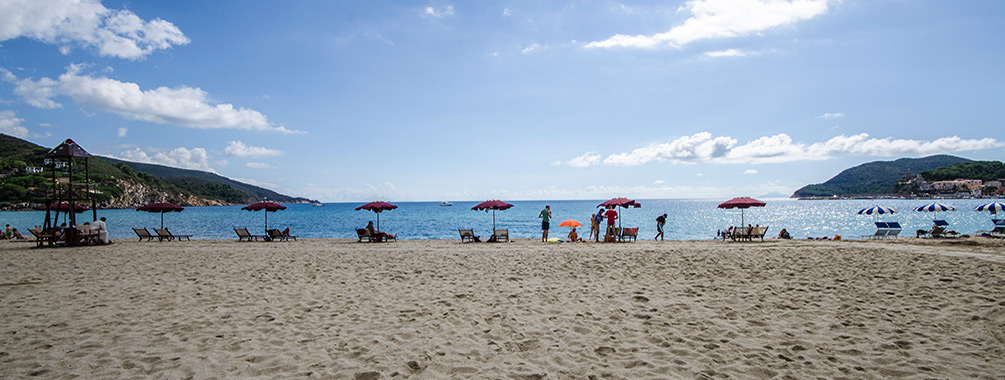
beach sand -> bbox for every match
[1,238,1003,379]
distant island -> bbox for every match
[0,134,315,210]
[793,155,1005,199]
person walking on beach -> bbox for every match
[655,213,667,241]
[539,205,552,242]
[604,206,618,241]
[591,210,603,242]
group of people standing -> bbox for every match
[537,205,669,242]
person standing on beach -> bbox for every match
[539,205,552,242]
[655,213,667,241]
[604,206,618,241]
[590,210,603,242]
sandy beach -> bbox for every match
[1,238,1003,379]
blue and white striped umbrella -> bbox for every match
[975,202,1005,214]
[915,202,956,219]
[857,206,897,215]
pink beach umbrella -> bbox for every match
[472,200,514,231]
[136,202,184,229]
[355,201,398,232]
[597,198,641,229]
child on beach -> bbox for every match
[567,227,583,242]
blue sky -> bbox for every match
[1,0,1003,202]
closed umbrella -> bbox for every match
[242,202,287,231]
[136,202,184,229]
[717,197,766,227]
[355,201,398,232]
[472,200,514,231]
[914,202,955,220]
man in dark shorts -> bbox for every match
[539,205,552,242]
[655,213,667,241]
[604,206,618,241]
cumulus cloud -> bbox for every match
[818,112,845,119]
[116,146,215,173]
[0,0,188,59]
[563,132,1003,167]
[246,162,274,169]
[224,141,283,158]
[585,0,830,49]
[522,43,542,54]
[117,127,127,137]
[0,110,31,138]
[2,65,304,133]
[424,5,454,18]
[503,8,511,16]
[744,169,758,174]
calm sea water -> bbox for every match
[1,198,1002,241]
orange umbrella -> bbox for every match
[558,220,582,228]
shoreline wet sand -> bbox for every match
[1,238,1003,379]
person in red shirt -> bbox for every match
[604,207,618,241]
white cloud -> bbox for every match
[224,141,283,158]
[744,169,758,174]
[653,179,665,184]
[704,49,747,57]
[116,146,215,173]
[0,0,188,60]
[117,127,127,137]
[522,43,542,54]
[0,110,31,138]
[246,162,274,169]
[503,8,511,16]
[232,177,280,191]
[818,112,845,119]
[2,65,304,133]
[565,152,603,167]
[424,5,454,18]
[586,0,830,49]
[565,132,1003,167]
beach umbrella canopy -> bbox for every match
[355,201,397,231]
[914,202,956,220]
[717,197,766,227]
[975,201,1005,214]
[242,202,287,231]
[37,203,89,213]
[472,200,514,230]
[857,206,897,222]
[558,219,582,228]
[136,202,184,229]
[597,198,642,229]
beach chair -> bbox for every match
[458,229,476,243]
[863,222,889,239]
[356,228,373,242]
[885,222,902,238]
[493,229,510,242]
[235,228,265,242]
[156,228,192,241]
[133,228,156,242]
[752,226,769,241]
[918,225,947,238]
[618,227,638,242]
[731,226,751,241]
[77,225,98,245]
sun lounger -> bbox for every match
[356,228,373,242]
[133,228,157,241]
[862,222,889,239]
[731,226,753,241]
[458,229,477,243]
[885,222,902,238]
[751,226,769,241]
[617,227,639,242]
[235,228,266,242]
[267,229,297,241]
[77,225,98,245]
[155,228,191,241]
[492,229,509,242]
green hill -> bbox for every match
[0,133,313,207]
[920,161,1005,181]
[792,155,973,197]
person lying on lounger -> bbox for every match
[365,221,396,242]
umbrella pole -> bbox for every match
[161,212,165,230]
[265,211,268,232]
[741,209,745,228]
[377,212,380,232]
[492,210,496,231]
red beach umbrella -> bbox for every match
[597,198,641,229]
[355,201,398,231]
[136,202,184,229]
[472,200,514,231]
[717,197,766,227]
[37,202,90,213]
[242,202,287,231]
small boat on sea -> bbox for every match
[312,203,324,207]
[440,201,453,206]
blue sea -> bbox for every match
[1,198,1002,241]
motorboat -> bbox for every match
[312,203,324,207]
[440,201,453,206]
